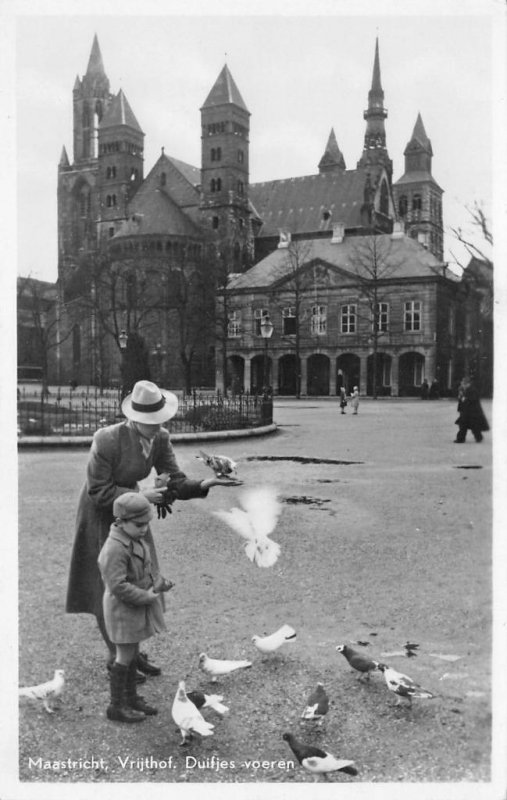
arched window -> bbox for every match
[412,194,422,211]
[211,148,216,161]
[379,180,389,216]
[237,180,244,196]
[216,147,222,161]
[216,178,222,191]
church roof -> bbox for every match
[100,89,143,132]
[228,233,444,291]
[201,65,249,112]
[249,170,371,236]
[394,170,442,191]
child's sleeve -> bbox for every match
[98,545,156,606]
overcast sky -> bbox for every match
[7,1,504,283]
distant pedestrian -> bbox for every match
[350,386,360,415]
[429,379,440,400]
[98,492,173,723]
[454,376,489,443]
[420,379,429,400]
[339,386,347,414]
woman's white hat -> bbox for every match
[121,380,178,424]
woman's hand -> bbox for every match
[200,477,243,490]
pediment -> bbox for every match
[271,257,356,291]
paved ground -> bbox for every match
[16,397,496,789]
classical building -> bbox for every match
[34,34,490,395]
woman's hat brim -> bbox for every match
[121,390,179,423]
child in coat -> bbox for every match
[98,492,173,723]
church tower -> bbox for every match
[393,113,444,260]
[96,88,144,244]
[200,65,252,271]
[357,38,392,182]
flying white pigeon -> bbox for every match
[377,663,434,707]
[19,669,65,714]
[186,690,229,716]
[171,680,215,744]
[252,624,296,654]
[197,450,237,478]
[282,732,358,778]
[301,683,329,725]
[199,653,252,682]
[213,486,282,567]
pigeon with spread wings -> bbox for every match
[213,486,282,567]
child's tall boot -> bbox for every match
[107,662,145,722]
[126,661,158,716]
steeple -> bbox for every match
[318,129,346,173]
[58,146,70,170]
[201,64,249,112]
[357,37,392,180]
[73,35,112,163]
[403,112,433,173]
[85,34,106,78]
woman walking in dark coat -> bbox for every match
[454,376,489,443]
[66,380,238,678]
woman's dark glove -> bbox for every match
[154,476,179,519]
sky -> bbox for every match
[5,0,505,285]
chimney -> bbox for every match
[331,222,345,244]
[278,230,291,249]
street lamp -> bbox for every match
[260,313,274,394]
[118,329,128,401]
[151,342,166,386]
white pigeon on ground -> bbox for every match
[282,732,358,779]
[186,690,229,716]
[252,624,296,654]
[377,663,434,707]
[199,653,252,682]
[213,486,282,567]
[171,680,215,744]
[197,450,237,478]
[19,669,65,714]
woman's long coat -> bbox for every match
[66,422,207,617]
[455,385,490,433]
[98,524,165,644]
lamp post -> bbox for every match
[118,329,128,401]
[151,342,166,386]
[260,313,274,395]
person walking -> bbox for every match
[339,386,348,414]
[350,386,360,415]
[66,380,239,681]
[98,492,173,722]
[454,376,489,443]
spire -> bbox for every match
[318,128,346,173]
[408,112,432,153]
[357,37,392,179]
[100,89,143,133]
[201,64,249,112]
[59,146,70,168]
[85,34,106,77]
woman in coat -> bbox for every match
[454,376,489,443]
[66,380,238,679]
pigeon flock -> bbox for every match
[19,451,442,781]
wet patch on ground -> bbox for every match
[284,495,332,509]
[454,466,483,470]
[246,455,363,465]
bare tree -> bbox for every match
[449,202,493,269]
[347,231,402,399]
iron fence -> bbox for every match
[17,386,273,437]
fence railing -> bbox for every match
[17,386,273,437]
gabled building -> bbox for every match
[44,33,491,395]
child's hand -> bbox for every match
[153,578,174,593]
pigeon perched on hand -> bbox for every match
[213,486,282,567]
[19,669,65,714]
[171,680,214,744]
[252,624,296,654]
[198,653,252,682]
[301,683,329,725]
[197,450,237,478]
[282,732,358,778]
[335,644,379,682]
[377,663,434,706]
[186,690,229,716]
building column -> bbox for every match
[329,360,337,397]
[244,357,251,393]
[425,347,437,383]
[390,354,399,397]
[300,356,308,396]
[271,354,279,395]
[359,354,368,396]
